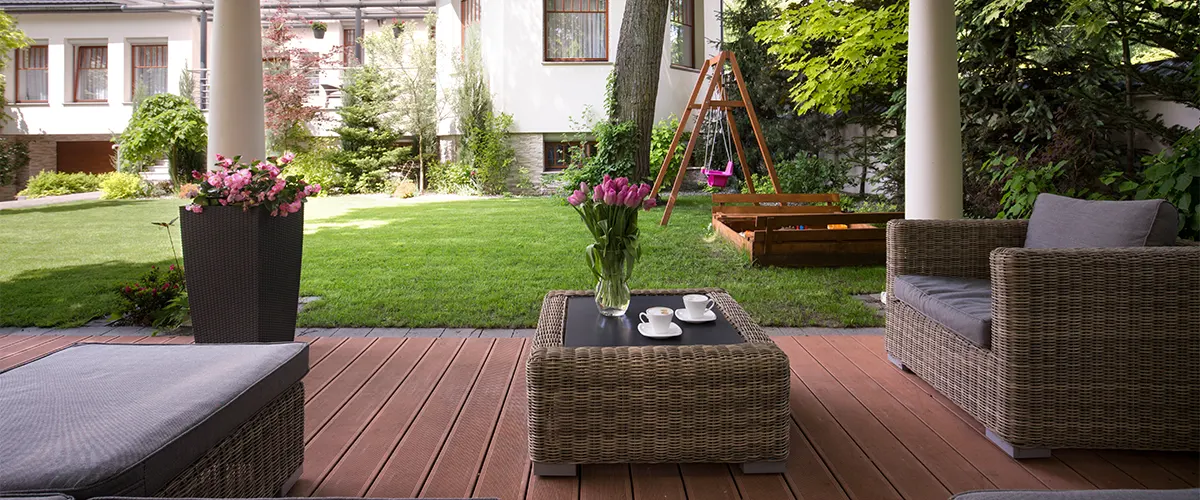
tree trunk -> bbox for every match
[613,0,670,182]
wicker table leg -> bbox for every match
[533,463,578,477]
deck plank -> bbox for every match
[0,335,62,364]
[304,337,374,402]
[0,334,32,349]
[781,336,945,499]
[312,338,464,497]
[0,336,93,370]
[630,464,687,500]
[781,421,850,500]
[1056,450,1144,490]
[366,338,494,497]
[289,337,434,497]
[304,337,404,441]
[527,474,578,500]
[730,467,796,500]
[826,336,1047,490]
[1098,451,1194,489]
[473,340,534,500]
[307,337,348,368]
[1147,452,1200,486]
[855,335,985,432]
[679,464,740,500]
[420,338,524,498]
[579,464,632,500]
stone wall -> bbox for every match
[507,133,548,195]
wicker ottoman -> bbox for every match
[527,289,790,476]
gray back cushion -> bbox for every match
[0,342,308,498]
[1025,193,1179,248]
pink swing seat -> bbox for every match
[703,161,735,187]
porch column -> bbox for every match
[207,0,265,165]
[904,0,962,219]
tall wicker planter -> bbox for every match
[180,205,304,343]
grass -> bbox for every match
[0,195,885,328]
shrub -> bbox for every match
[115,93,207,185]
[648,115,690,188]
[392,178,418,198]
[459,110,515,194]
[334,66,416,193]
[112,264,186,329]
[428,160,480,195]
[557,119,637,195]
[99,172,146,200]
[0,138,29,186]
[285,144,339,195]
[17,171,104,198]
[1112,128,1200,240]
[739,155,850,195]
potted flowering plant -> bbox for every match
[310,21,328,39]
[567,175,657,316]
[390,19,405,37]
[179,153,321,343]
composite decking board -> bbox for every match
[825,336,1048,491]
[306,337,349,368]
[133,335,174,344]
[0,335,62,362]
[1148,452,1200,486]
[420,338,524,498]
[304,337,404,441]
[679,464,742,500]
[850,336,1099,490]
[290,337,434,497]
[0,335,96,370]
[630,464,687,500]
[472,340,534,500]
[0,333,29,349]
[311,338,464,497]
[1055,450,1145,490]
[526,473,579,500]
[164,335,196,344]
[578,464,633,500]
[303,337,375,403]
[781,420,851,500]
[774,338,908,500]
[1098,451,1195,489]
[799,336,996,493]
[366,338,494,498]
[730,467,797,500]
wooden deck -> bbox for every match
[1,333,1196,500]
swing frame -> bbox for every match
[649,51,780,226]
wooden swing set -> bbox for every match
[650,51,903,267]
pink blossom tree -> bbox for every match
[261,3,338,154]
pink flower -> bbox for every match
[643,197,657,210]
[567,190,586,206]
[593,185,604,202]
[602,174,611,183]
[280,152,295,165]
[638,183,651,199]
[624,189,640,208]
[603,187,617,205]
[192,170,204,180]
[579,182,589,194]
[185,204,203,213]
[614,177,628,190]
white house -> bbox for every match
[435,0,722,187]
[0,0,428,197]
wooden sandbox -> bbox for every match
[711,193,904,267]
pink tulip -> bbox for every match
[579,182,589,194]
[593,185,604,202]
[602,174,611,183]
[643,197,657,210]
[567,190,585,206]
[615,177,628,190]
[638,184,651,199]
[603,188,617,205]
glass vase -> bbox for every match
[594,274,631,317]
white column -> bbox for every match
[904,0,962,219]
[207,0,265,165]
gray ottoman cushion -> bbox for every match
[895,275,993,348]
[1,496,74,500]
[951,489,1200,500]
[0,343,308,499]
[1025,193,1180,248]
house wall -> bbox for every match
[435,0,722,192]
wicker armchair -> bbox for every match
[885,219,1200,458]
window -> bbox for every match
[545,141,596,170]
[669,0,694,68]
[544,0,607,61]
[342,28,358,66]
[15,45,48,102]
[74,46,108,102]
[461,0,480,48]
[132,45,167,96]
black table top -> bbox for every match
[563,294,747,347]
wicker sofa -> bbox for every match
[884,212,1199,458]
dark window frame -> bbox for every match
[15,45,48,103]
[545,140,597,171]
[543,0,609,62]
[669,0,695,69]
[74,45,109,103]
[131,44,168,96]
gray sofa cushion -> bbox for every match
[1025,193,1179,248]
[951,489,1200,500]
[1,496,74,500]
[894,275,992,348]
[0,342,308,499]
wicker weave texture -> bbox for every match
[886,220,1200,451]
[180,206,304,343]
[155,382,305,497]
[528,289,790,464]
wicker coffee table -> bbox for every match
[527,288,790,476]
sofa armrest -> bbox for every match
[886,219,1028,294]
[989,244,1200,360]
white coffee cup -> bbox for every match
[639,306,674,334]
[682,294,715,319]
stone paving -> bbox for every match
[0,191,101,210]
[0,325,884,338]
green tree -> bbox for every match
[611,0,670,181]
[0,12,31,124]
[334,65,413,193]
[448,27,514,195]
[116,93,207,185]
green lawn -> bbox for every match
[0,195,885,328]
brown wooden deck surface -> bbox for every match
[1,334,1196,500]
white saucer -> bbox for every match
[638,322,682,338]
[675,308,716,323]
